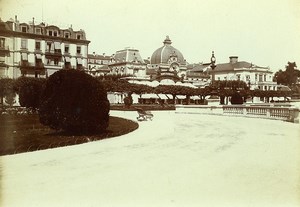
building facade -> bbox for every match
[186,63,211,87]
[0,16,90,79]
[87,52,111,76]
[148,36,187,81]
[109,48,147,77]
[209,56,276,90]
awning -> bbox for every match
[77,58,82,65]
[157,94,169,100]
[54,42,61,49]
[65,56,70,62]
[176,95,186,99]
[141,94,158,99]
[21,53,28,61]
[191,95,201,100]
[36,54,42,59]
[165,94,173,99]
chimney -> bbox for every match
[229,56,238,64]
[14,15,19,31]
[103,53,105,56]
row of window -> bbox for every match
[215,74,269,81]
[258,86,277,90]
[20,26,82,39]
[20,39,83,54]
[21,53,83,66]
[88,59,110,64]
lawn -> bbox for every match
[0,114,138,156]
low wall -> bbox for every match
[175,105,300,123]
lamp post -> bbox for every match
[209,51,218,100]
[210,51,216,85]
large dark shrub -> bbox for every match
[15,77,46,109]
[39,70,110,133]
[230,91,244,104]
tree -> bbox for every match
[0,78,15,107]
[273,69,288,85]
[230,91,244,104]
[14,77,46,110]
[274,62,300,86]
[286,62,298,85]
[39,70,110,134]
[124,92,133,108]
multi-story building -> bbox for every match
[186,63,210,87]
[148,36,187,81]
[109,47,147,77]
[209,56,276,90]
[0,16,90,79]
[87,52,111,76]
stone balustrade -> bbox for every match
[176,105,299,123]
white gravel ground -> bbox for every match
[1,111,300,207]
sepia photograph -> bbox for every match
[0,0,300,206]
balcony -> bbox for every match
[34,49,43,54]
[19,61,45,75]
[0,45,10,56]
[64,52,71,56]
[45,50,62,58]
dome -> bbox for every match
[150,36,185,65]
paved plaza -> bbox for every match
[1,111,300,207]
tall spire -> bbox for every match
[163,35,172,45]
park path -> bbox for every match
[1,111,300,207]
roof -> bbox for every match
[0,19,12,31]
[98,65,110,71]
[208,61,270,73]
[88,54,111,60]
[150,36,185,65]
[112,48,145,64]
[187,63,210,72]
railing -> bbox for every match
[176,105,299,123]
[0,45,9,50]
[19,61,45,69]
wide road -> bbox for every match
[1,111,300,207]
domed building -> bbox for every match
[147,36,187,81]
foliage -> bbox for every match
[97,74,133,81]
[212,80,249,90]
[0,78,15,107]
[39,70,110,134]
[4,92,16,106]
[14,77,46,109]
[273,62,300,86]
[124,92,133,108]
[230,92,244,104]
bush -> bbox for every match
[0,78,15,106]
[15,77,46,109]
[230,92,243,104]
[39,70,110,133]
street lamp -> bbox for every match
[209,51,218,100]
[210,51,216,84]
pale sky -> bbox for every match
[1,0,300,71]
